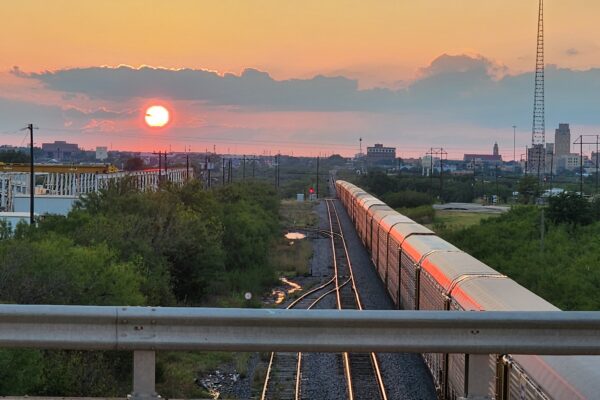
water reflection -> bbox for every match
[285,232,306,240]
[271,277,303,304]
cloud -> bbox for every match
[18,65,368,111]
[5,54,600,152]
[565,47,580,56]
[62,106,134,120]
[419,53,508,80]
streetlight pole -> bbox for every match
[513,125,517,162]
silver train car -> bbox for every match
[335,180,600,400]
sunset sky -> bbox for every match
[1,1,599,158]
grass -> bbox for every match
[279,199,319,228]
[270,199,316,276]
[156,351,254,398]
[269,238,313,276]
[428,210,500,232]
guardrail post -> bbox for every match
[462,354,494,400]
[129,350,160,400]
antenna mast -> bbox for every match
[530,0,545,178]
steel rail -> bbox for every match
[261,277,337,400]
[261,240,339,399]
[328,199,389,400]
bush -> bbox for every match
[382,190,433,208]
[547,192,592,226]
[397,205,435,224]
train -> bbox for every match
[335,179,599,400]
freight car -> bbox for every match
[335,180,600,400]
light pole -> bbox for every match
[513,125,517,162]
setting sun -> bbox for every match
[144,105,170,127]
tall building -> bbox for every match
[493,142,499,156]
[555,123,571,157]
[366,143,396,165]
[96,146,108,161]
[527,144,545,176]
[41,141,79,161]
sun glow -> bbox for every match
[144,105,170,127]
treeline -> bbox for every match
[355,170,522,204]
[0,180,280,395]
[440,194,600,311]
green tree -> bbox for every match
[124,156,145,171]
[547,192,592,225]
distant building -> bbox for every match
[463,154,502,165]
[493,142,499,156]
[555,123,571,157]
[421,155,439,175]
[96,146,108,161]
[366,143,396,165]
[557,153,586,171]
[42,141,79,161]
[527,144,545,175]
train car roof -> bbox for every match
[372,208,400,223]
[366,204,392,216]
[453,277,558,312]
[362,198,386,207]
[512,355,600,400]
[379,214,416,231]
[455,274,600,399]
[352,191,371,199]
[354,192,384,204]
[420,252,503,292]
[402,234,460,263]
[389,223,434,245]
[336,181,356,191]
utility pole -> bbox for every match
[28,124,34,224]
[426,147,447,200]
[153,150,163,183]
[495,164,499,202]
[228,159,233,184]
[243,155,246,180]
[222,157,226,186]
[186,153,190,182]
[580,137,583,195]
[163,152,169,182]
[513,125,517,161]
[316,156,320,199]
[205,153,211,188]
[21,124,37,224]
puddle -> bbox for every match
[285,232,306,240]
[271,277,304,304]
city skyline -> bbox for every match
[1,1,599,157]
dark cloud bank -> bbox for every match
[14,54,600,127]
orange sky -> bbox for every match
[2,1,598,86]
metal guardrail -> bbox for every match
[2,305,600,399]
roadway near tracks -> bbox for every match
[261,199,387,400]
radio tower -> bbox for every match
[529,0,545,179]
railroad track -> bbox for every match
[260,276,337,400]
[261,198,387,400]
[326,199,388,400]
